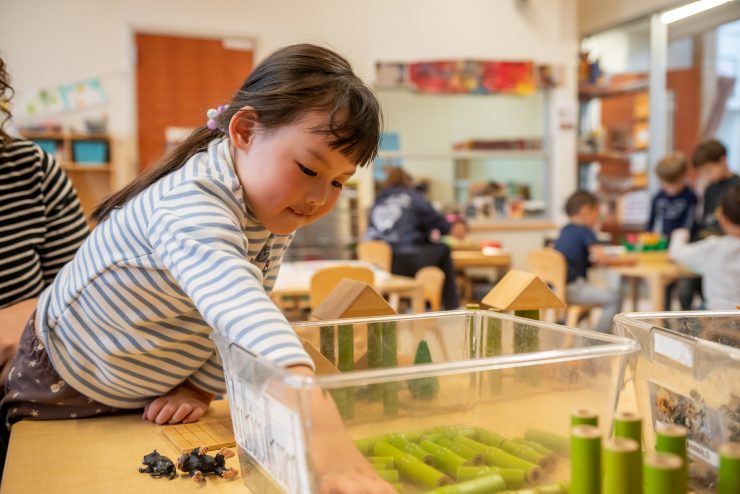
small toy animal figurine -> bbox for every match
[176,446,238,485]
[139,450,177,480]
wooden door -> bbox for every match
[135,33,253,171]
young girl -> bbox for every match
[1,44,393,493]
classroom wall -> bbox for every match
[1,0,578,246]
[578,0,684,35]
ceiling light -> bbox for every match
[660,0,734,24]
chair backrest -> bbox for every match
[357,241,392,272]
[415,266,445,312]
[526,248,568,302]
[309,266,375,309]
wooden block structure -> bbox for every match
[311,279,397,320]
[481,269,565,312]
[162,419,235,454]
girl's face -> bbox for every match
[232,112,357,235]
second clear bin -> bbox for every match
[614,310,740,493]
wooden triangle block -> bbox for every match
[311,279,397,320]
[481,269,565,311]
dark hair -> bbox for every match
[692,139,727,168]
[656,152,687,183]
[382,167,413,189]
[0,54,15,146]
[92,43,382,223]
[720,184,740,226]
[564,190,598,216]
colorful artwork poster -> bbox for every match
[59,78,106,111]
[647,381,726,467]
[408,61,535,95]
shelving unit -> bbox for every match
[22,132,114,219]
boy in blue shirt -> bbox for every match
[646,153,697,238]
[645,153,697,309]
[554,191,635,333]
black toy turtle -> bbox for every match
[176,447,239,485]
[139,450,177,480]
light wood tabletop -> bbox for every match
[272,260,425,313]
[450,250,512,269]
[611,260,698,311]
[1,400,249,493]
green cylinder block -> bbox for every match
[570,425,601,494]
[643,452,683,494]
[612,411,642,447]
[602,437,641,494]
[719,443,740,494]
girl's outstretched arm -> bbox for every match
[289,365,396,494]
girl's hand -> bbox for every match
[288,365,396,494]
[142,381,215,425]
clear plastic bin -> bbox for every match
[213,310,639,494]
[614,310,740,493]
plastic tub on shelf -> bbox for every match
[614,310,740,493]
[213,310,639,494]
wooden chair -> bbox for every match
[415,266,445,312]
[309,266,375,310]
[526,248,597,328]
[357,240,392,272]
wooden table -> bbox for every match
[272,260,425,314]
[611,261,698,311]
[450,250,511,302]
[1,401,248,494]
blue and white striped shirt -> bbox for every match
[34,138,312,409]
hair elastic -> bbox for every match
[206,104,229,130]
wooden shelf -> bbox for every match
[578,81,648,100]
[377,150,546,160]
[62,164,112,172]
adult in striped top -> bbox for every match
[2,44,392,493]
[0,55,87,384]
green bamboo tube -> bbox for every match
[382,321,399,415]
[374,469,400,483]
[337,324,354,371]
[718,443,740,494]
[388,436,435,466]
[602,437,640,494]
[466,304,479,358]
[474,427,506,448]
[524,429,570,457]
[330,388,352,420]
[509,438,558,469]
[570,425,601,494]
[456,466,525,489]
[424,473,507,494]
[367,322,383,401]
[612,411,641,446]
[534,482,570,494]
[419,440,473,476]
[655,425,687,491]
[513,309,539,383]
[499,440,551,470]
[436,438,486,466]
[643,452,683,494]
[486,310,503,394]
[319,325,335,364]
[373,440,452,489]
[453,436,542,484]
[369,456,395,469]
[408,340,440,400]
[448,426,477,438]
[570,408,598,427]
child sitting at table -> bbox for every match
[645,152,698,310]
[554,191,636,333]
[669,184,740,310]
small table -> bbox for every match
[450,250,511,302]
[1,401,247,494]
[272,260,425,313]
[611,261,698,311]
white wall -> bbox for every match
[1,0,578,225]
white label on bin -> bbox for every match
[653,332,694,368]
[231,379,311,493]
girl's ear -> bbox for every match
[228,106,258,151]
